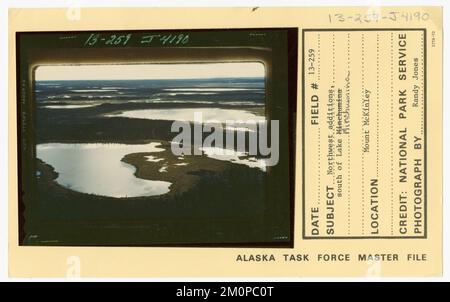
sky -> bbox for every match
[35,62,265,81]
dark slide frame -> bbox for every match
[16,28,298,247]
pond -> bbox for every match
[105,108,265,124]
[36,142,172,198]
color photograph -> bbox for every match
[17,29,297,246]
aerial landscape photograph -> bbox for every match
[17,30,295,246]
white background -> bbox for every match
[0,0,447,282]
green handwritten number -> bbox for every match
[146,33,190,45]
[175,34,184,45]
[175,34,189,45]
[84,34,92,46]
[85,32,190,47]
[105,34,116,45]
[169,35,178,44]
[85,33,100,46]
[160,35,171,45]
[114,35,123,45]
[114,34,131,45]
[123,34,132,45]
[181,34,189,44]
[105,34,132,46]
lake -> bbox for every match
[36,142,172,198]
[105,108,264,124]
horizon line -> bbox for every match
[36,76,265,82]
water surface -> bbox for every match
[106,108,264,124]
[37,142,171,198]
